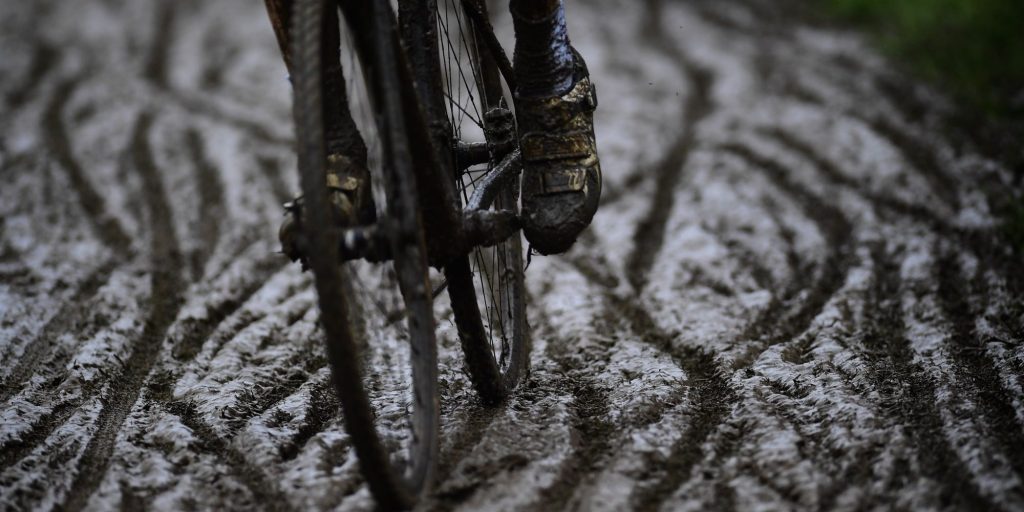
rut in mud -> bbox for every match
[1,0,1023,510]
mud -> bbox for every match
[1,0,1023,510]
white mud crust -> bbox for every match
[1,0,1022,511]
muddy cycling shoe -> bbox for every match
[516,49,601,255]
[279,154,376,265]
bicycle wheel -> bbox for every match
[433,0,529,405]
[290,0,437,508]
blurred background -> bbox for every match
[824,0,1024,118]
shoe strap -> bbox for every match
[517,76,598,125]
[537,167,587,194]
[326,173,359,192]
[521,130,594,162]
[531,154,599,194]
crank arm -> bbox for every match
[466,148,521,212]
[462,208,521,249]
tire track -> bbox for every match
[153,289,323,509]
[424,281,616,509]
[0,260,117,402]
[219,349,326,436]
[704,418,749,510]
[529,309,616,512]
[767,126,1023,328]
[936,253,1024,480]
[163,400,297,512]
[277,377,341,462]
[171,254,287,361]
[690,0,966,218]
[857,116,961,211]
[161,91,294,148]
[794,57,968,215]
[5,42,57,108]
[0,400,80,472]
[561,136,847,507]
[199,34,239,92]
[146,366,318,511]
[184,128,226,281]
[555,206,780,509]
[859,242,995,510]
[767,127,1024,323]
[693,0,933,147]
[622,142,858,508]
[202,277,313,362]
[428,405,502,508]
[256,154,294,204]
[763,128,945,227]
[553,254,733,511]
[0,231,40,290]
[142,0,288,151]
[537,379,613,511]
[0,304,118,474]
[43,74,134,256]
[751,127,1021,501]
[718,144,854,367]
[730,197,808,361]
[565,24,733,503]
[117,479,148,512]
[558,167,813,509]
[139,1,291,148]
[62,113,186,511]
[143,0,175,89]
[625,0,714,293]
[2,74,135,410]
[431,271,623,510]
[818,442,886,511]
[777,70,980,235]
[598,171,646,207]
[625,306,733,511]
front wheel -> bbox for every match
[433,0,531,405]
[290,0,438,508]
[446,189,529,404]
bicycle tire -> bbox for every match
[433,1,530,405]
[290,0,437,508]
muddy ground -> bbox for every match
[2,0,1023,510]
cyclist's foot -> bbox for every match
[279,154,376,264]
[516,48,601,255]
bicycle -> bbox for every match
[278,0,598,508]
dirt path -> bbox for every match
[2,0,1023,510]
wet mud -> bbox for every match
[1,0,1022,510]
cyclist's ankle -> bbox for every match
[510,0,575,98]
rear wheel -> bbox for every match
[290,0,437,508]
[433,0,530,404]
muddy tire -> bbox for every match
[446,221,529,404]
[290,0,438,508]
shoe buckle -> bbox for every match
[521,131,592,162]
[565,77,597,114]
[326,173,359,191]
[539,167,587,194]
